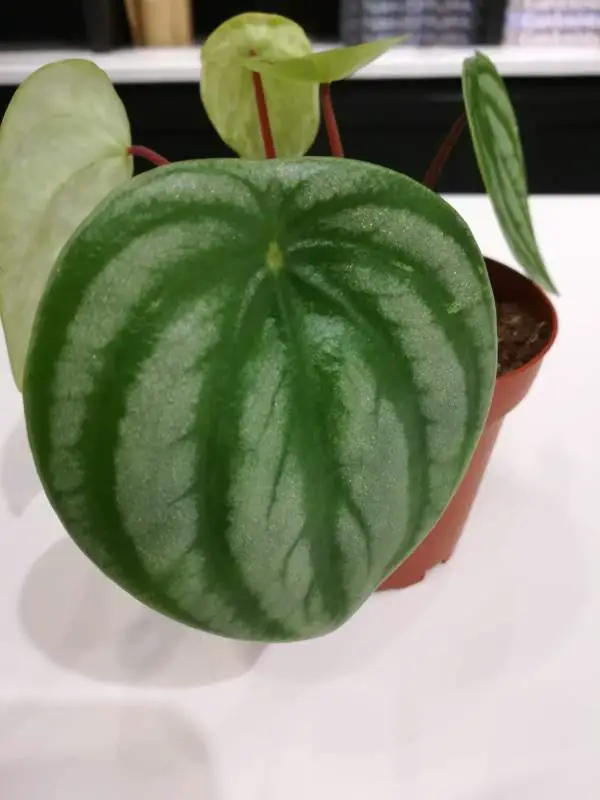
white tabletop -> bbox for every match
[2,45,600,85]
[1,195,599,799]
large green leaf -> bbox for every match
[462,52,557,294]
[0,59,132,390]
[200,13,319,158]
[244,37,405,83]
[24,158,496,642]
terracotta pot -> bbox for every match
[378,257,559,591]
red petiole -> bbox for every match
[129,79,464,185]
[422,113,467,191]
[321,83,344,158]
[251,71,277,159]
[248,50,277,159]
[248,54,346,159]
[128,145,171,167]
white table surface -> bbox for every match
[2,45,600,85]
[1,195,599,799]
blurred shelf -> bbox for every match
[3,43,600,85]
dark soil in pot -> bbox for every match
[377,257,559,591]
[496,301,551,376]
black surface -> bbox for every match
[1,75,600,193]
[0,1,87,47]
[192,0,340,40]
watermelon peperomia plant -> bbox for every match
[0,13,556,642]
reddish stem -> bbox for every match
[321,83,344,158]
[422,113,467,191]
[128,145,170,167]
[251,71,276,159]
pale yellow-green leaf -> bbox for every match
[245,37,405,83]
[200,12,319,158]
[0,59,132,389]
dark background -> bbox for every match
[1,0,599,193]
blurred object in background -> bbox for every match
[83,0,131,51]
[340,0,441,45]
[2,0,600,51]
[137,0,193,46]
[436,0,479,44]
[339,0,479,45]
[124,0,143,44]
[0,0,193,50]
[476,0,510,43]
[504,0,600,45]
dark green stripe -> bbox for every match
[26,172,265,466]
[291,234,492,469]
[69,249,242,611]
[469,75,528,192]
[477,78,522,157]
[287,268,430,557]
[28,221,286,633]
[273,276,350,626]
[290,206,486,292]
[62,285,215,625]
[472,101,538,266]
[463,63,541,266]
[187,272,294,640]
[177,163,271,211]
[81,262,290,637]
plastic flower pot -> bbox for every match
[378,257,559,591]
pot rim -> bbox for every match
[485,257,559,383]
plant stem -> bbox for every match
[422,113,467,191]
[128,145,170,167]
[251,71,276,159]
[321,83,344,158]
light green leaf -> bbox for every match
[0,59,132,389]
[200,12,319,158]
[462,52,557,294]
[25,157,496,642]
[245,37,405,83]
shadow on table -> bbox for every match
[19,538,264,687]
[0,702,217,800]
[1,419,41,516]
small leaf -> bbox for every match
[200,13,319,158]
[245,37,405,83]
[462,52,557,294]
[0,59,132,389]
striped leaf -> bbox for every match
[462,52,557,294]
[0,59,133,389]
[244,37,405,83]
[200,13,319,158]
[24,158,497,642]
